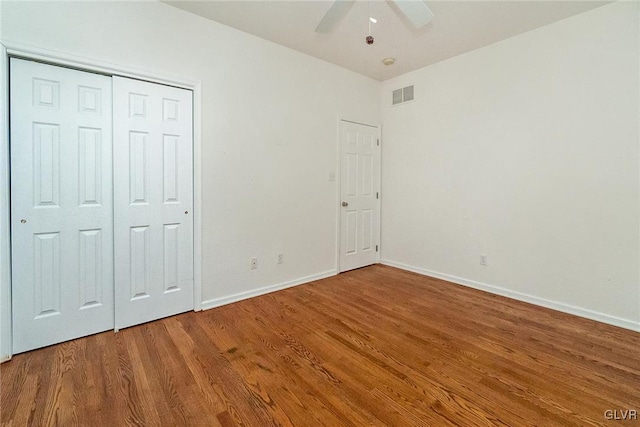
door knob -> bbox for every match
[341,202,348,207]
[20,219,26,224]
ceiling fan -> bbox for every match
[315,0,434,34]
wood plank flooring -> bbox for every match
[2,264,639,426]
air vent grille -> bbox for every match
[392,89,403,105]
[392,85,414,105]
[403,85,414,102]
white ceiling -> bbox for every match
[163,1,610,81]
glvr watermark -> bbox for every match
[604,409,637,420]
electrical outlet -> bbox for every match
[480,254,487,266]
[277,253,284,264]
[250,257,258,270]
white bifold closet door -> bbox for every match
[10,59,114,353]
[112,77,194,330]
[10,60,194,353]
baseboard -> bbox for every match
[381,259,640,333]
[0,354,11,364]
[202,269,338,311]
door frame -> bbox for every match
[0,41,204,361]
[0,44,11,362]
[335,118,382,273]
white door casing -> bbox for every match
[339,120,380,272]
[113,76,194,330]
[1,44,12,362]
[10,58,114,353]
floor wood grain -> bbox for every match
[2,265,639,426]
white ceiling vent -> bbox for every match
[392,85,414,105]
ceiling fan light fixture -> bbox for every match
[383,57,396,66]
[315,0,434,34]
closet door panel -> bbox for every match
[113,77,193,330]
[10,59,114,353]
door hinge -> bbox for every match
[377,139,380,146]
[376,192,379,199]
[376,245,378,252]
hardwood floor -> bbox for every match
[2,264,639,426]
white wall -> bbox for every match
[0,0,380,333]
[380,1,640,330]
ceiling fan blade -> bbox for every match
[315,0,356,34]
[392,0,434,28]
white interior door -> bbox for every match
[10,58,114,353]
[339,120,380,272]
[113,76,194,330]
